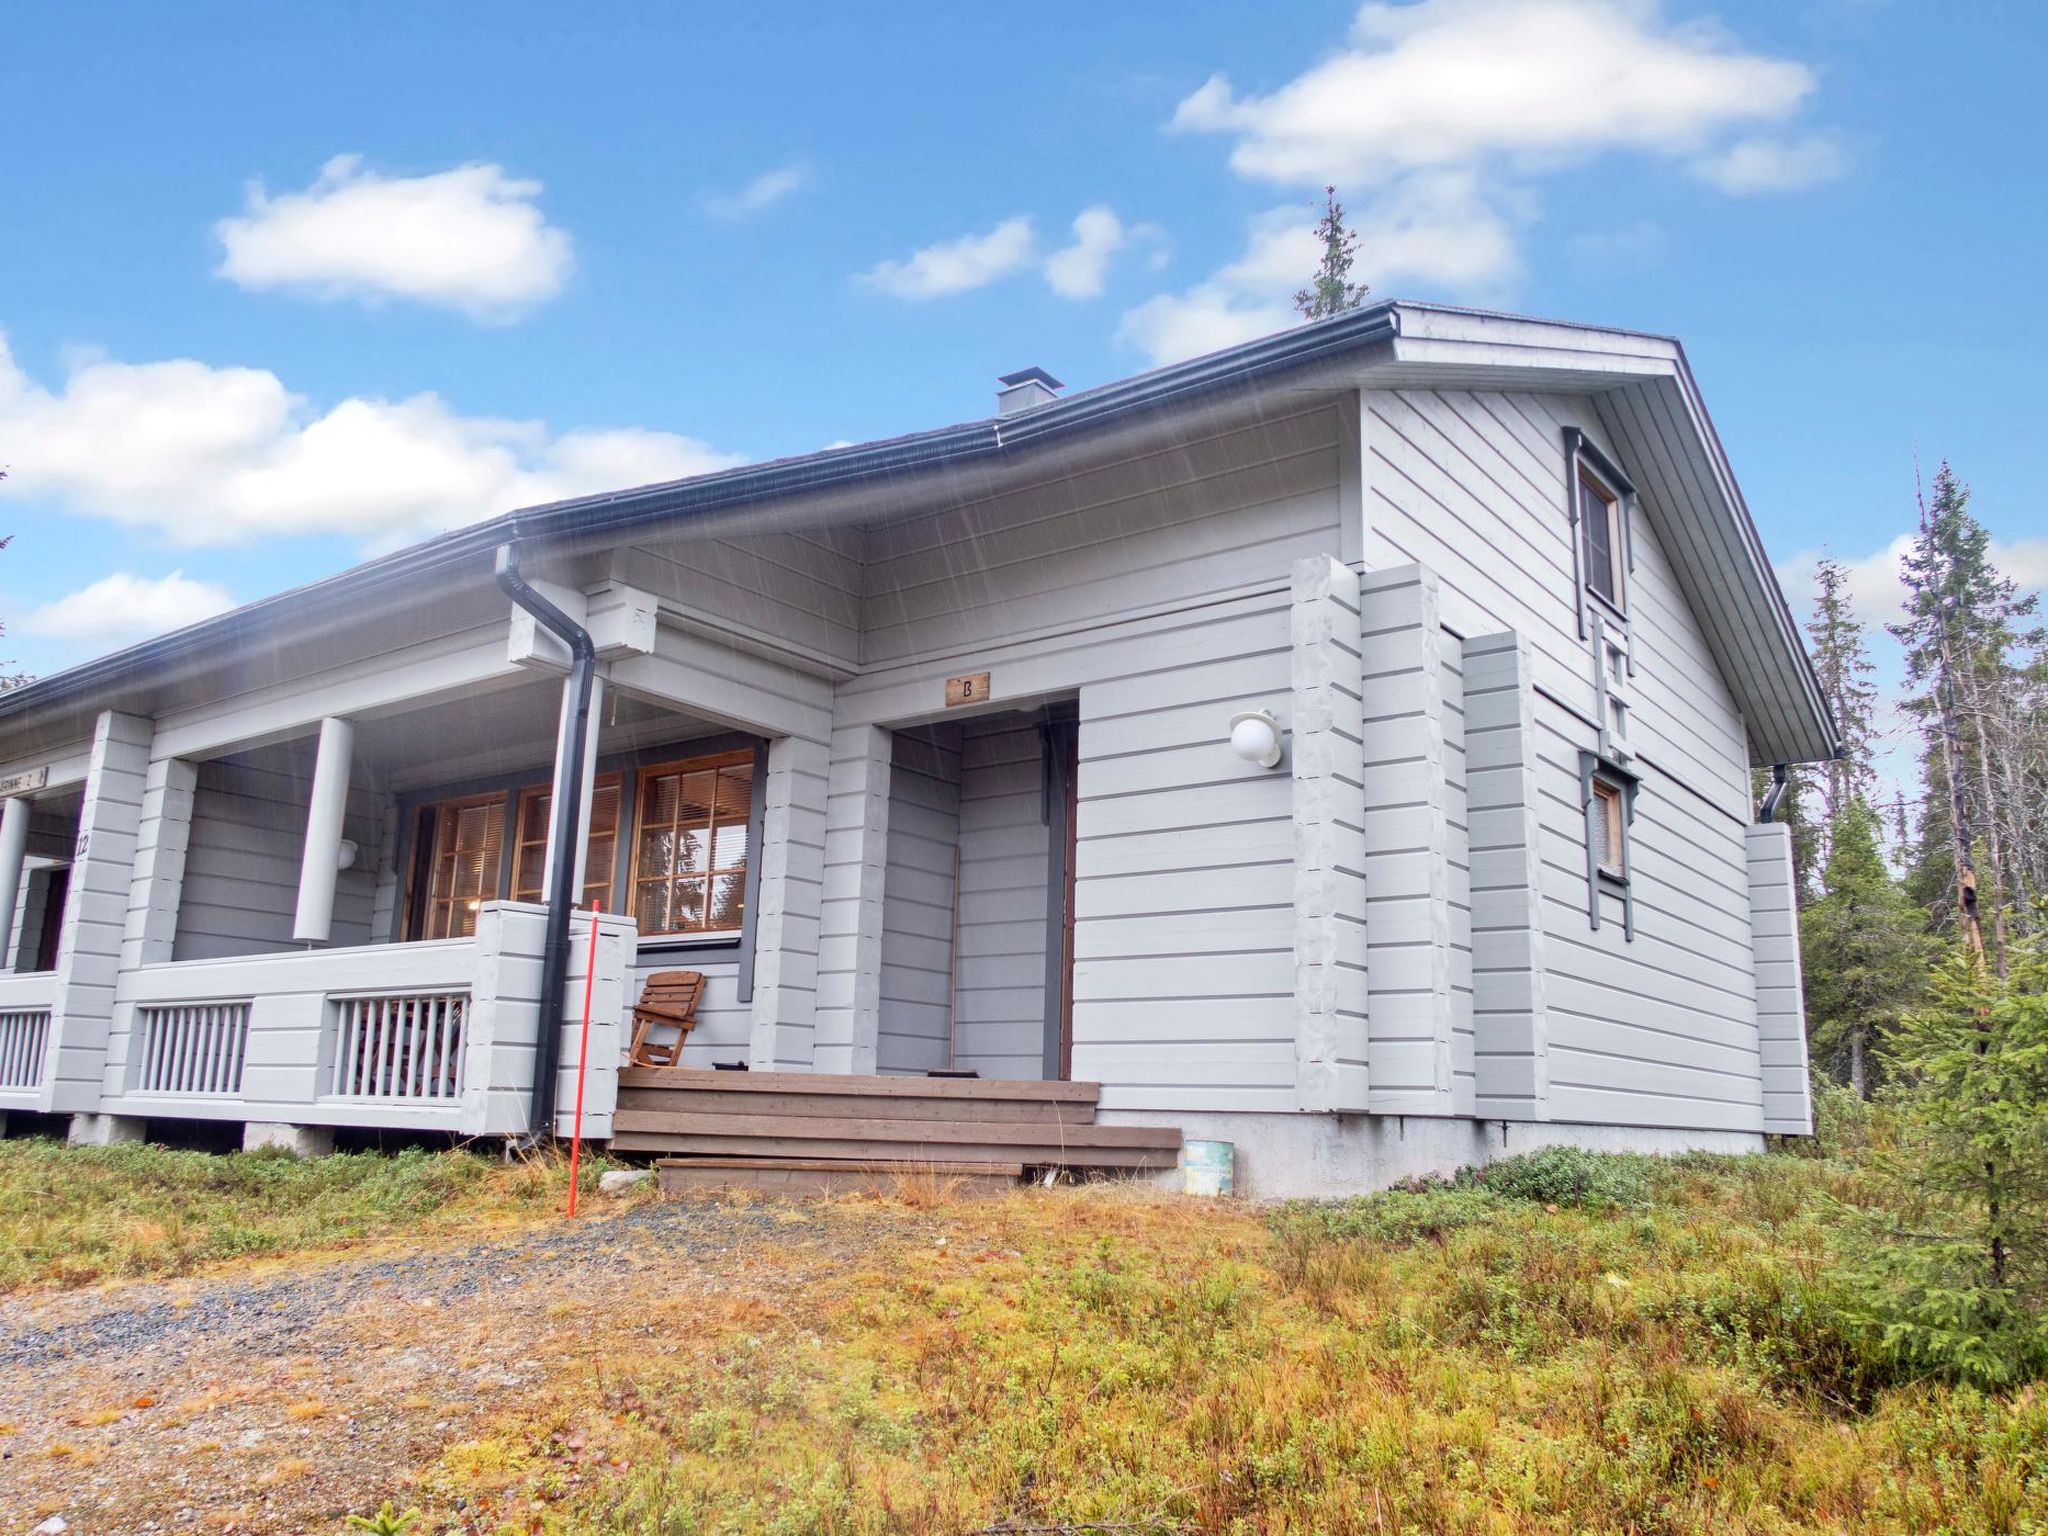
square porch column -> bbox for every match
[747,733,829,1070]
[45,711,153,1117]
[812,725,891,1074]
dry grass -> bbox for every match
[0,1138,635,1290]
[410,1162,2048,1536]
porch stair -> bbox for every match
[610,1067,1182,1193]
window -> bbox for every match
[1590,779,1626,877]
[629,750,754,937]
[512,776,623,910]
[1579,466,1624,609]
[413,793,507,940]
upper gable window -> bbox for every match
[1579,465,1625,610]
[1563,428,1637,639]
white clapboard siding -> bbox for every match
[1072,601,1299,1113]
[877,727,962,1075]
[949,719,1051,1081]
[1747,822,1813,1134]
[861,405,1342,666]
[618,525,865,672]
[174,745,384,961]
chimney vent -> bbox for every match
[996,366,1064,417]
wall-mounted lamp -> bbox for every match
[335,838,359,871]
[1228,709,1284,770]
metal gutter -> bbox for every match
[493,533,596,1142]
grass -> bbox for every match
[0,1138,624,1289]
[413,1152,2047,1536]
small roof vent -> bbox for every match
[996,366,1064,417]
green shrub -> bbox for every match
[1272,1184,1506,1247]
[1469,1145,1650,1209]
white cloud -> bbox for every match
[23,571,236,641]
[215,155,574,320]
[1118,173,1517,366]
[1044,207,1169,299]
[0,332,742,549]
[705,163,811,220]
[1692,133,1846,193]
[1172,0,1820,186]
[858,217,1037,300]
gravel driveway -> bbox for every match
[0,1198,883,1534]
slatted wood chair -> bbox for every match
[627,970,707,1067]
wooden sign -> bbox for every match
[944,672,992,708]
[0,766,47,798]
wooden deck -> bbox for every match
[610,1067,1182,1193]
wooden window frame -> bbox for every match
[407,791,511,942]
[1562,428,1637,640]
[511,774,625,911]
[626,748,757,941]
[1578,751,1641,939]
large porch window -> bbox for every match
[404,749,755,944]
[415,793,506,941]
[630,750,753,938]
[512,776,624,910]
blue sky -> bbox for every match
[2,0,2043,779]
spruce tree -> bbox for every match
[1890,462,2045,955]
[1294,187,1368,320]
[1801,798,1931,1094]
[1807,554,1882,838]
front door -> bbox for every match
[1041,710,1079,1081]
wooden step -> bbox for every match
[656,1157,1023,1199]
[612,1114,1181,1170]
[615,1084,1097,1126]
[618,1067,1099,1104]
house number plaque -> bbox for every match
[944,672,991,708]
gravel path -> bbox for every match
[0,1198,888,1534]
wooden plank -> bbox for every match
[614,1085,1094,1124]
[618,1129,1178,1168]
[615,1066,1099,1103]
[659,1156,1025,1174]
[610,1109,1179,1149]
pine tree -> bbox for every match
[1294,187,1368,320]
[1801,799,1932,1094]
[1890,462,2045,958]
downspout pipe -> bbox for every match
[1758,763,1790,824]
[493,532,596,1141]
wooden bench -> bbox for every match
[626,970,707,1068]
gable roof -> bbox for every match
[0,300,1837,765]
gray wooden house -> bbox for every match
[0,303,1832,1196]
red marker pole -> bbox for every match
[566,900,602,1218]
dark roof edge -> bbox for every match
[0,302,1405,725]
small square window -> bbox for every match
[1590,779,1626,878]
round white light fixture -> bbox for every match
[335,838,359,871]
[1228,709,1284,770]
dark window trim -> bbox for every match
[1563,427,1638,643]
[1578,749,1641,940]
[388,729,764,952]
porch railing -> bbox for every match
[328,991,468,1102]
[135,1002,252,1097]
[0,1008,49,1090]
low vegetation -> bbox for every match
[406,1139,2045,1535]
[0,1139,612,1289]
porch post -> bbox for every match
[747,733,829,1070]
[544,674,605,899]
[48,710,153,1118]
[0,795,28,968]
[292,717,355,943]
[814,724,891,1074]
[120,756,198,970]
